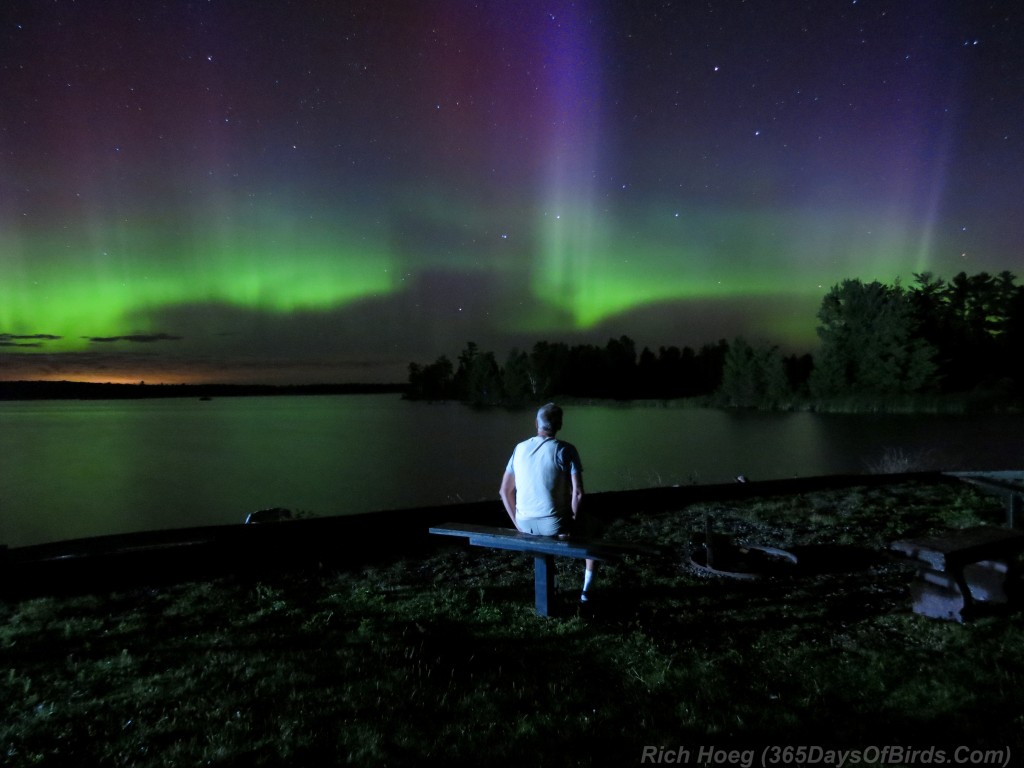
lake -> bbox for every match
[1,393,1022,547]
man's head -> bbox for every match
[536,403,563,435]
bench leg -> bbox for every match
[951,567,976,616]
[534,554,555,617]
[911,569,969,622]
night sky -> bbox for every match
[1,1,1022,384]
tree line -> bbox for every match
[407,271,1024,408]
[407,337,735,404]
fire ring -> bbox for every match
[689,543,799,580]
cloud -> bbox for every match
[85,333,184,344]
[0,333,63,348]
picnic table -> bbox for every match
[890,525,1024,622]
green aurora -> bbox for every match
[3,194,941,363]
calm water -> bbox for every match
[1,394,1022,547]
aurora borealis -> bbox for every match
[2,1,1022,384]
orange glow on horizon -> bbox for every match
[0,372,206,386]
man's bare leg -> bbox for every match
[581,559,596,601]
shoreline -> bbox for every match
[4,380,1022,416]
[5,470,1019,600]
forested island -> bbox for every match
[407,271,1024,411]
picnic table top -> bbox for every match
[891,525,1024,570]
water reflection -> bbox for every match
[1,395,1021,547]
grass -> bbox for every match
[2,478,1023,767]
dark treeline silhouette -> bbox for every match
[407,337,737,403]
[409,271,1024,408]
[408,337,738,404]
[810,271,1023,399]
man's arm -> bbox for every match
[570,471,584,520]
[499,472,518,529]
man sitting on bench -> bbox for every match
[498,403,595,602]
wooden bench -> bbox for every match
[891,526,1024,622]
[429,523,659,616]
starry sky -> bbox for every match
[1,1,1022,384]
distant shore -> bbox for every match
[4,379,1022,415]
[0,380,408,401]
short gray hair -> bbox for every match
[536,403,563,433]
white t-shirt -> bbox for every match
[505,436,583,520]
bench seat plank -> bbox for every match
[430,524,614,561]
[429,522,659,617]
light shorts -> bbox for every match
[516,515,564,537]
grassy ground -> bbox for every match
[2,477,1023,767]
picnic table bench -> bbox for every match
[890,525,1024,622]
[429,522,660,616]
